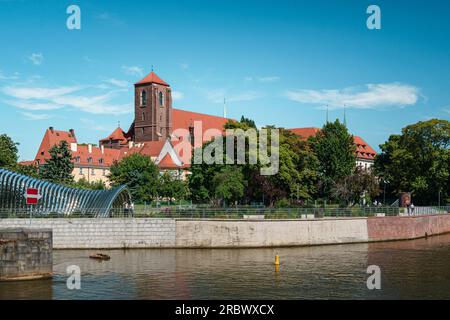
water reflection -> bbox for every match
[2,234,450,299]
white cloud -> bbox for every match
[285,83,420,109]
[180,63,189,70]
[2,86,80,99]
[258,76,280,83]
[172,91,184,100]
[244,76,253,81]
[122,65,144,77]
[2,85,131,115]
[20,112,52,120]
[4,99,62,111]
[442,107,450,114]
[105,78,129,88]
[28,53,44,65]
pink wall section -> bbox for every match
[368,214,450,241]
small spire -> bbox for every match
[223,98,227,118]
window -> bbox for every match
[159,91,164,106]
[79,167,83,174]
[87,157,92,164]
[140,90,147,106]
[91,168,95,175]
[142,112,145,121]
[103,169,106,176]
[75,156,80,163]
[99,158,103,164]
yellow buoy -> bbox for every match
[274,255,280,266]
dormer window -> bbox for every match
[140,90,147,106]
[99,158,103,164]
[159,91,164,106]
[87,157,92,164]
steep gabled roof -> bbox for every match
[99,127,129,145]
[35,128,77,162]
[353,136,377,160]
[135,71,169,86]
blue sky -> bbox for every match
[0,0,449,161]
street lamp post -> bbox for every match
[383,179,389,206]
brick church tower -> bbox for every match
[133,71,173,142]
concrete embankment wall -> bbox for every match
[0,219,175,249]
[0,214,449,249]
[0,228,52,280]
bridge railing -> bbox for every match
[1,206,449,219]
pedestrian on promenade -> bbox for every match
[411,203,415,215]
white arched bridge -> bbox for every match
[0,168,132,217]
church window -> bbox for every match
[159,91,164,106]
[140,90,147,106]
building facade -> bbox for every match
[24,70,377,183]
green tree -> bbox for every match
[332,168,380,206]
[40,141,74,184]
[0,134,19,168]
[212,166,246,206]
[189,118,319,206]
[108,153,160,203]
[72,177,106,190]
[311,120,356,198]
[13,163,40,178]
[375,119,450,205]
[159,171,189,200]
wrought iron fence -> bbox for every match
[1,206,449,219]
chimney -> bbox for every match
[49,126,54,133]
[69,129,75,137]
[101,145,104,154]
[88,144,92,153]
[70,143,77,152]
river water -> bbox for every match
[2,234,450,299]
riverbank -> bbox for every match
[1,213,449,249]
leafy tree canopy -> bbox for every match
[40,140,74,185]
[375,119,450,205]
[0,134,19,168]
[108,153,160,203]
[310,120,355,197]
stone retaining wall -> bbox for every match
[0,214,449,249]
[0,228,52,281]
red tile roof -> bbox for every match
[99,127,129,145]
[33,128,121,168]
[35,128,77,163]
[288,127,377,160]
[135,71,169,86]
[73,145,121,167]
[173,108,230,142]
[288,127,320,139]
[353,135,377,160]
